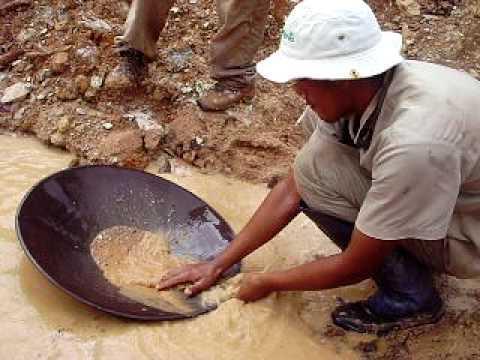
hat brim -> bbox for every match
[257,32,403,83]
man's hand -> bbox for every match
[236,273,274,302]
[154,262,223,296]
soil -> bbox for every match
[2,0,480,358]
[90,225,244,312]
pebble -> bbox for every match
[1,82,32,103]
[396,0,421,16]
[50,52,70,74]
[13,107,26,121]
[56,116,71,133]
[167,48,193,72]
[76,47,98,60]
[16,28,36,43]
[102,122,113,130]
[79,16,112,33]
[56,81,78,100]
[104,67,131,89]
[125,110,163,131]
[90,74,104,89]
[75,107,87,115]
[50,132,66,147]
[155,153,172,173]
[75,75,89,94]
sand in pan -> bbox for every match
[90,226,243,314]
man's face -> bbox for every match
[293,79,348,122]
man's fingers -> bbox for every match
[188,277,213,297]
[155,272,193,291]
[161,266,191,281]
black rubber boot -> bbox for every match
[300,203,445,334]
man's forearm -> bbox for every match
[262,229,398,293]
[212,172,302,272]
[265,254,367,292]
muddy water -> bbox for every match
[0,133,376,359]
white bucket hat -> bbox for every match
[257,0,404,82]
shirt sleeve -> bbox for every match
[356,141,461,240]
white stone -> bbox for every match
[125,110,163,131]
[13,107,26,121]
[90,75,104,89]
[76,47,98,60]
[396,0,421,16]
[79,16,112,32]
[102,122,113,130]
[1,82,32,103]
[16,28,36,43]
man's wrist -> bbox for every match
[210,257,229,275]
[261,272,282,293]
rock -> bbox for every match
[99,129,146,166]
[181,85,193,94]
[1,82,32,103]
[56,81,78,100]
[155,153,172,173]
[35,68,53,82]
[396,0,421,16]
[0,48,24,70]
[166,48,193,72]
[50,52,70,74]
[125,110,164,131]
[50,132,66,147]
[75,107,87,115]
[16,28,36,43]
[102,122,113,130]
[56,116,71,133]
[76,46,98,61]
[90,74,104,89]
[152,87,171,102]
[75,75,89,95]
[202,21,213,30]
[79,16,112,33]
[104,66,132,89]
[144,129,166,150]
[13,107,26,121]
[84,88,97,100]
[0,72,8,83]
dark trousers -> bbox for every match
[300,202,441,318]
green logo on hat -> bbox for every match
[282,29,295,43]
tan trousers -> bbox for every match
[120,0,270,84]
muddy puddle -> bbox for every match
[0,133,382,359]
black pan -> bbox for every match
[15,165,239,320]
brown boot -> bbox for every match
[197,80,255,111]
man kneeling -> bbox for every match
[156,0,480,334]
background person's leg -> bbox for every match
[198,0,270,111]
[119,0,174,59]
[111,0,174,85]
